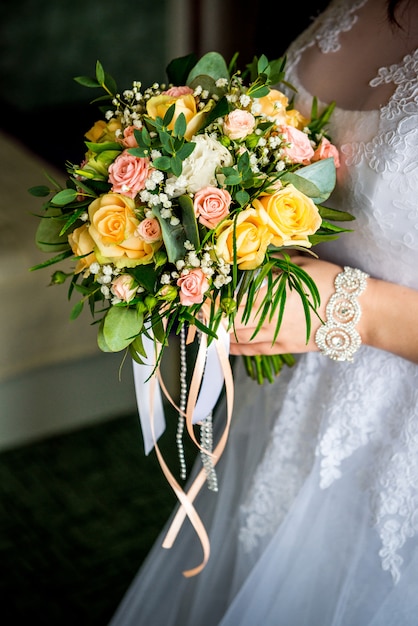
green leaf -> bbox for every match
[166,53,198,86]
[101,306,144,352]
[73,75,100,88]
[152,203,188,263]
[35,208,71,252]
[30,248,73,271]
[170,155,183,177]
[28,185,52,197]
[176,141,195,161]
[173,112,187,137]
[163,104,176,127]
[186,51,230,85]
[281,158,336,203]
[70,300,84,320]
[178,194,200,249]
[96,60,105,85]
[235,189,250,207]
[318,205,355,222]
[130,264,158,293]
[85,141,122,153]
[52,189,79,206]
[153,155,172,172]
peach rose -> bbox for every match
[108,151,151,199]
[215,207,273,270]
[136,217,162,243]
[252,184,322,248]
[88,193,160,268]
[223,110,256,140]
[68,224,97,274]
[177,268,210,306]
[163,86,194,97]
[312,137,340,168]
[119,125,140,148]
[193,186,232,228]
[280,124,315,164]
[111,274,138,303]
[257,89,288,124]
[146,93,206,141]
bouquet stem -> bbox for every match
[243,353,296,384]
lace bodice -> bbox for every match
[238,0,418,584]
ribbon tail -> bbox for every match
[132,332,166,455]
[162,336,234,576]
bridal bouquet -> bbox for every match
[30,52,350,382]
[30,52,352,574]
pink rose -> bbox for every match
[223,110,256,140]
[163,86,194,97]
[177,268,209,306]
[280,125,315,164]
[136,217,162,243]
[111,274,138,302]
[119,125,140,148]
[193,186,232,228]
[312,137,340,168]
[108,151,151,199]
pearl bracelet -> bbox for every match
[315,266,369,362]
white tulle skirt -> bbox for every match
[109,352,418,626]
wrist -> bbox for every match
[315,266,369,362]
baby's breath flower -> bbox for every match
[90,262,100,275]
[215,78,228,88]
[160,207,172,218]
[239,94,251,107]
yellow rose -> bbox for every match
[68,224,97,274]
[85,118,123,143]
[285,109,310,130]
[215,207,273,270]
[252,184,322,248]
[146,94,207,140]
[88,193,161,268]
[256,89,288,124]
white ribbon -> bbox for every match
[132,325,230,455]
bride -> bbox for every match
[109,1,418,624]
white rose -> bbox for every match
[165,135,233,197]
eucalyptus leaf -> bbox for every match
[186,51,230,85]
[281,158,336,203]
[35,207,71,252]
[102,306,144,352]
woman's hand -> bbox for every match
[230,254,418,365]
[229,255,342,357]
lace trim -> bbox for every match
[312,0,367,53]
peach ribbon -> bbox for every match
[132,321,234,577]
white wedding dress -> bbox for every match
[109,1,418,624]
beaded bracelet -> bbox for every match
[315,266,369,362]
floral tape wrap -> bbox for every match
[315,266,369,362]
